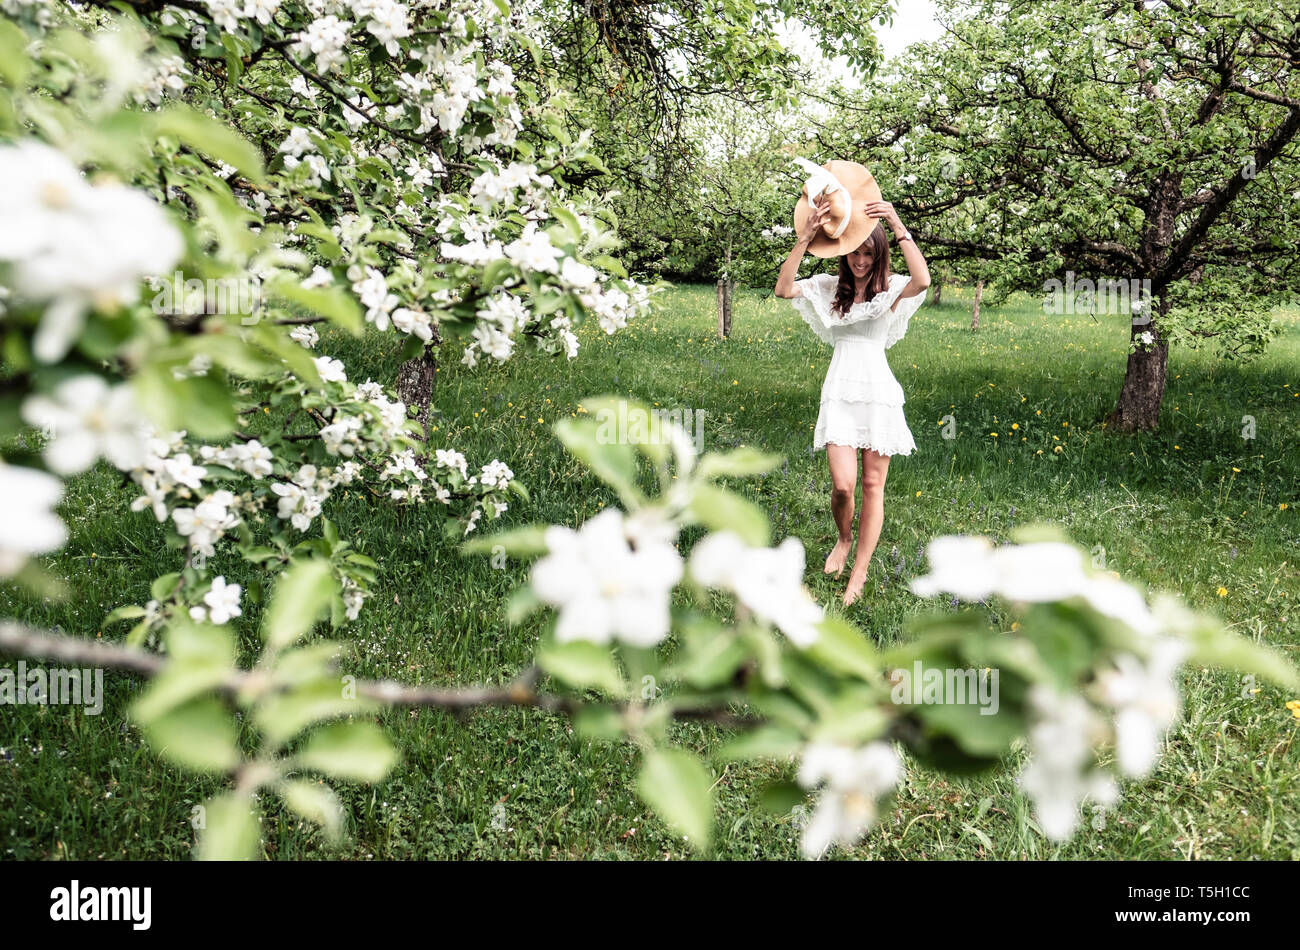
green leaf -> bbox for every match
[197,793,260,861]
[132,653,232,724]
[263,558,335,652]
[269,280,364,334]
[132,366,237,440]
[504,585,543,625]
[572,706,626,742]
[1183,626,1300,690]
[250,323,322,387]
[536,640,627,696]
[717,725,804,761]
[0,19,31,86]
[552,416,643,504]
[104,604,147,625]
[189,334,280,379]
[255,676,372,749]
[677,630,748,689]
[805,615,879,679]
[688,483,770,546]
[550,205,581,240]
[165,617,237,665]
[460,524,548,557]
[636,747,714,851]
[961,823,995,853]
[279,779,343,841]
[152,106,267,185]
[296,721,397,783]
[141,698,241,773]
[696,447,782,480]
[757,780,806,815]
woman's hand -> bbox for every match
[863,199,905,237]
[798,194,832,246]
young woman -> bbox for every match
[774,195,930,606]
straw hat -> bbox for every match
[791,159,884,258]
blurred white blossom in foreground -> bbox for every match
[530,507,683,647]
[0,141,182,362]
[797,741,902,859]
[689,531,823,647]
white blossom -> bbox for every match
[22,375,148,475]
[0,464,67,576]
[797,742,902,859]
[0,142,182,362]
[291,15,352,74]
[289,324,320,348]
[1017,686,1118,841]
[1095,639,1187,778]
[314,356,347,383]
[191,575,242,624]
[689,531,823,647]
[530,507,682,647]
[504,223,560,273]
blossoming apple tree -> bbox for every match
[0,1,1296,860]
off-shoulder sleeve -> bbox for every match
[884,278,927,349]
[790,273,837,345]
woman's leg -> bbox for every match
[823,443,858,575]
[843,448,890,605]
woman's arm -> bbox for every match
[863,200,930,309]
[774,195,831,299]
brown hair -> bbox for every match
[831,223,890,317]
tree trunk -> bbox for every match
[716,278,733,338]
[932,279,942,306]
[970,279,984,331]
[394,323,442,448]
[1105,333,1167,431]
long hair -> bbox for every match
[831,223,891,317]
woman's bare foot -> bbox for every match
[842,568,868,606]
[823,538,852,576]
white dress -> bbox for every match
[791,271,927,456]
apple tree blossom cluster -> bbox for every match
[468,397,1290,860]
[134,0,655,371]
[909,534,1199,841]
[0,10,539,631]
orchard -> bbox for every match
[0,0,1296,885]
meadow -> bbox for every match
[2,282,1297,860]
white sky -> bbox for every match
[784,0,945,89]
[876,0,944,62]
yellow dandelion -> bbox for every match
[1216,586,1227,598]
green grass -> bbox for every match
[2,283,1297,860]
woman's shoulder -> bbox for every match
[793,271,837,303]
